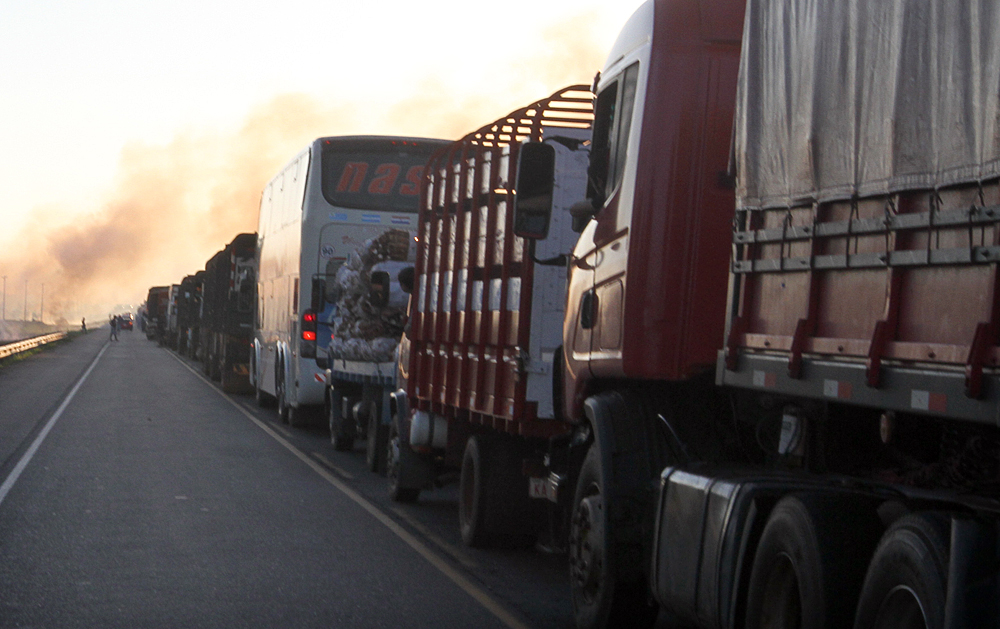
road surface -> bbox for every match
[0,329,574,628]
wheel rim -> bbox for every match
[872,586,927,629]
[569,487,605,605]
[758,553,801,629]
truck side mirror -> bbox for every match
[370,271,391,308]
[513,142,556,240]
[398,266,415,294]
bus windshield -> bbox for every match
[320,138,446,212]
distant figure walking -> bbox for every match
[109,315,119,341]
[81,317,87,333]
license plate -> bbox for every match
[529,477,557,503]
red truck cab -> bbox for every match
[563,0,744,420]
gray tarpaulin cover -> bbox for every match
[734,0,1000,210]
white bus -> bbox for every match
[253,136,449,425]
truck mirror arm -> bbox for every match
[569,199,597,233]
[532,253,571,267]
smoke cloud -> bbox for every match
[0,11,608,331]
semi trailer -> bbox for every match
[514,0,1000,627]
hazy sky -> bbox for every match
[0,0,643,323]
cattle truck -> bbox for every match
[387,86,593,547]
[511,0,1000,627]
[253,136,449,428]
[200,233,256,393]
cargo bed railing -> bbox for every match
[409,85,593,437]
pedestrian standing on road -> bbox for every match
[109,315,118,341]
[81,317,87,333]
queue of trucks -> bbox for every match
[140,0,1000,626]
[144,233,257,393]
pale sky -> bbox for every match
[0,0,644,323]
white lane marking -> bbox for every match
[168,353,529,629]
[0,342,109,507]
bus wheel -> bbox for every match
[254,377,273,408]
[745,494,881,629]
[276,371,290,424]
[286,403,303,428]
[853,513,950,629]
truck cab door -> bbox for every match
[565,64,639,414]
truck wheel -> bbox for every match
[365,403,388,475]
[459,434,536,549]
[853,513,950,629]
[220,352,234,393]
[387,413,420,503]
[328,392,354,451]
[745,494,882,629]
[569,446,658,629]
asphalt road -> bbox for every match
[0,329,574,629]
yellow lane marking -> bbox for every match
[389,506,480,572]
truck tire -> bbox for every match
[459,434,536,549]
[853,512,950,629]
[569,446,658,629]
[328,391,354,450]
[745,494,882,629]
[387,413,420,503]
[203,344,213,376]
[365,403,388,475]
[220,343,235,393]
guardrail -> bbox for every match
[0,332,67,361]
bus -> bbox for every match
[253,136,450,426]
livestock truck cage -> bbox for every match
[392,85,594,546]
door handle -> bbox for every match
[580,290,598,330]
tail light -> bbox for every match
[301,309,317,358]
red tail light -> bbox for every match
[301,309,318,358]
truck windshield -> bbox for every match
[320,139,442,212]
